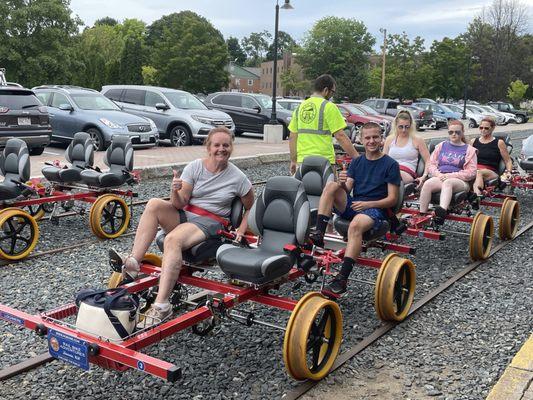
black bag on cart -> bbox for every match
[75,288,139,341]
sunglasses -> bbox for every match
[448,130,462,135]
[479,126,491,131]
[397,125,410,130]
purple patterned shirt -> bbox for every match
[437,141,468,173]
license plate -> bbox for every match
[48,328,90,370]
[18,117,31,125]
[140,135,150,143]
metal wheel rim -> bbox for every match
[99,200,127,235]
[0,211,38,259]
[171,128,188,146]
[89,131,102,149]
[306,304,337,373]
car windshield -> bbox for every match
[164,91,208,110]
[252,95,274,108]
[356,104,380,115]
[71,93,120,110]
[446,104,461,112]
[342,105,364,115]
[467,105,484,113]
[438,104,454,113]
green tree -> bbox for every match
[507,79,529,105]
[266,31,297,61]
[226,36,247,65]
[148,11,229,92]
[241,31,271,67]
[280,64,311,96]
[119,36,144,84]
[142,66,158,85]
[0,0,82,88]
[94,17,118,26]
[427,37,471,101]
[297,17,375,102]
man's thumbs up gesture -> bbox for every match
[172,169,182,192]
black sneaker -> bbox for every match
[308,229,325,248]
[322,276,347,298]
[433,206,447,225]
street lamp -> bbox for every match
[379,28,387,98]
[462,55,479,120]
[269,0,293,124]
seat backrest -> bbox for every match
[415,153,424,177]
[0,138,30,181]
[248,176,309,253]
[428,139,444,154]
[104,136,134,173]
[229,197,244,229]
[294,155,334,196]
[65,132,94,168]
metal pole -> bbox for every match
[380,28,387,98]
[269,2,280,124]
[462,56,472,120]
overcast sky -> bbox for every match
[70,0,532,47]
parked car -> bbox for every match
[277,98,302,112]
[414,98,437,103]
[0,86,52,155]
[520,134,533,160]
[396,104,436,131]
[33,85,158,150]
[204,92,293,138]
[487,102,529,124]
[466,105,505,125]
[361,98,400,117]
[444,103,484,128]
[102,85,234,146]
[477,105,515,125]
[351,104,394,122]
[413,102,462,121]
[337,103,391,135]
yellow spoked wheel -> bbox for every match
[283,292,343,381]
[0,209,39,260]
[141,253,162,267]
[89,194,130,239]
[498,198,520,240]
[374,253,416,322]
[469,212,494,261]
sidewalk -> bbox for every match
[28,122,533,178]
[487,334,533,400]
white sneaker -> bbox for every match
[138,305,172,329]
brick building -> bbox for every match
[227,63,261,93]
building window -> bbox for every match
[248,79,253,86]
[235,78,240,86]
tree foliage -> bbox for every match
[280,64,311,96]
[241,31,271,67]
[507,79,529,105]
[266,31,297,61]
[0,0,82,88]
[226,36,247,65]
[148,11,229,93]
[297,17,375,102]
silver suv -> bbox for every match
[102,85,234,146]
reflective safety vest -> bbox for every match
[289,97,345,164]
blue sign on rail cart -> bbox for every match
[47,328,90,371]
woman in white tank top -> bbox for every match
[383,110,430,184]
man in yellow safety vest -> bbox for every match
[288,74,358,174]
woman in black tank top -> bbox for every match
[471,118,513,195]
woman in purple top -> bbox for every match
[419,120,477,222]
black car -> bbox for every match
[487,102,529,124]
[0,86,52,155]
[204,92,293,139]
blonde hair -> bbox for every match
[448,119,468,144]
[390,110,416,138]
[205,127,235,148]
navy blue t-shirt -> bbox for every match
[347,154,401,201]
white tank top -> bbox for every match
[389,136,418,173]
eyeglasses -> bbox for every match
[479,126,491,131]
[397,125,410,130]
[448,130,462,135]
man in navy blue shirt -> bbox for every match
[311,122,401,296]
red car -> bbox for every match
[337,103,392,137]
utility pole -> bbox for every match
[379,28,387,98]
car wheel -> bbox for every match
[515,115,525,124]
[29,146,45,156]
[469,119,477,128]
[86,128,105,151]
[170,125,192,147]
[234,129,243,137]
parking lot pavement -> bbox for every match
[24,121,533,178]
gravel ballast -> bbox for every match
[0,131,531,399]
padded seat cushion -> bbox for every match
[155,230,222,264]
[333,216,390,241]
[43,166,84,183]
[80,169,128,188]
[216,244,292,284]
[431,190,467,205]
[0,179,22,200]
[520,159,533,171]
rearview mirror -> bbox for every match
[253,105,261,113]
[59,103,73,111]
[155,103,170,110]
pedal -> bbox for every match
[108,248,123,273]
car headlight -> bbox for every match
[145,118,157,130]
[192,115,215,125]
[100,118,121,129]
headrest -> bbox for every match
[104,136,134,171]
[295,156,334,196]
[0,138,30,180]
[66,132,94,165]
[262,176,305,207]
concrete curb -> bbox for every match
[486,333,533,400]
[137,152,290,180]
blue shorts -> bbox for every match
[334,194,387,229]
